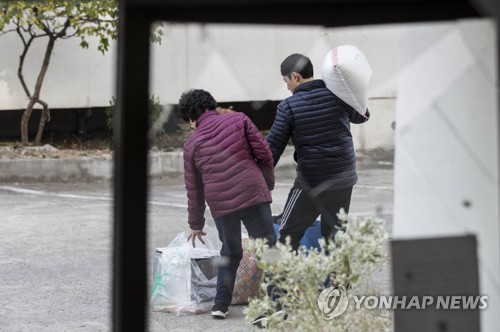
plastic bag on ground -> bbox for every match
[151,226,222,316]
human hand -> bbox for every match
[187,229,206,248]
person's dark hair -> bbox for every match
[178,89,217,122]
[280,53,313,79]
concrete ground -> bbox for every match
[0,159,394,332]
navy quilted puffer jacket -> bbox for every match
[183,110,274,230]
[266,79,369,191]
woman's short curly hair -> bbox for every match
[178,89,217,122]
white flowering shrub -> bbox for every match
[244,210,391,331]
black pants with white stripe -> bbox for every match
[277,184,353,251]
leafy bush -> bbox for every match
[245,210,391,331]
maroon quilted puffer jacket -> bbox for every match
[183,110,274,230]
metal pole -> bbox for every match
[113,2,151,331]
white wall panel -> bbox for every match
[0,29,116,110]
[1,22,398,151]
[149,23,398,103]
[393,18,499,332]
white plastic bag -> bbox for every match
[151,226,222,315]
[321,45,372,116]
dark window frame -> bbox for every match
[112,1,493,330]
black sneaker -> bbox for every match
[211,304,228,319]
[252,310,288,328]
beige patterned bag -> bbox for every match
[231,243,263,305]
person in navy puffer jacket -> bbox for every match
[267,53,370,251]
[178,89,276,319]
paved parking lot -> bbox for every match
[0,164,393,331]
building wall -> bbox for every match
[393,18,499,331]
[0,23,396,150]
[0,30,116,110]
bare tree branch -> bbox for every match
[40,20,53,37]
[56,18,71,38]
[0,28,17,36]
[16,32,34,98]
[32,98,51,122]
[19,23,31,34]
[13,18,27,46]
[79,18,117,23]
[34,98,51,144]
[20,36,56,144]
[33,33,50,39]
[60,29,81,39]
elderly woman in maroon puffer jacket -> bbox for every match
[178,89,276,319]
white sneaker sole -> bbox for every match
[211,310,228,319]
[252,311,288,328]
[252,316,267,328]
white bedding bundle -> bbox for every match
[321,45,372,116]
